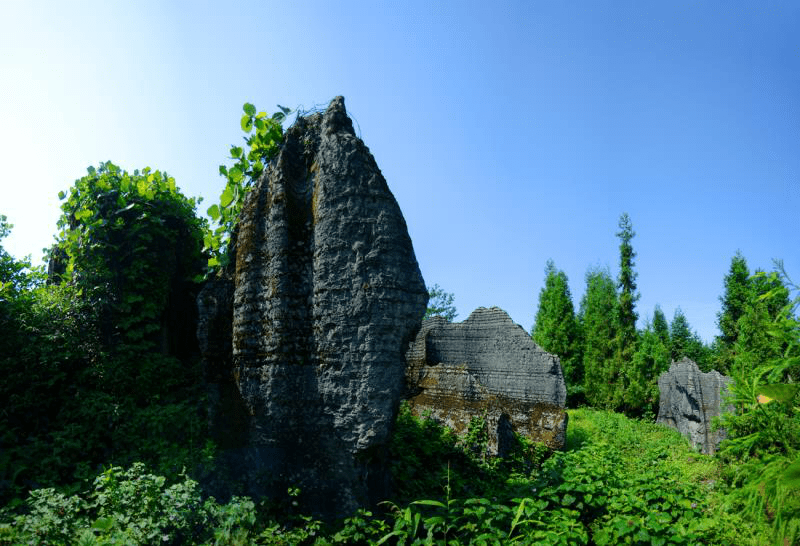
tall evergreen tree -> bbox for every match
[579,267,618,409]
[733,269,792,373]
[669,308,705,364]
[716,251,751,348]
[615,213,639,364]
[629,325,670,416]
[652,305,670,347]
[532,260,582,403]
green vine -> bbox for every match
[204,103,291,272]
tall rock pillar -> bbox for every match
[201,96,428,517]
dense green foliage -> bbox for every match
[532,260,583,404]
[579,268,619,410]
[3,406,783,545]
[668,308,708,368]
[716,251,752,356]
[715,265,800,545]
[0,163,212,505]
[424,284,457,321]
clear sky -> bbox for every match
[1,1,798,343]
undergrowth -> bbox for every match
[1,405,779,545]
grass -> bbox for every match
[0,405,779,545]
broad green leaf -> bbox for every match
[207,204,221,220]
[219,165,228,177]
[780,458,800,488]
[75,208,93,220]
[219,188,234,208]
[229,167,243,183]
[231,146,243,158]
[243,103,256,116]
[208,256,220,267]
[241,114,253,132]
[758,383,800,403]
[92,517,114,531]
[58,191,66,200]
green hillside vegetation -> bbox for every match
[1,105,798,544]
[0,406,790,545]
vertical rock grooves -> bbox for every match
[656,358,732,455]
[217,96,428,517]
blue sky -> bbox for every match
[1,1,798,343]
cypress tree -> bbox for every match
[629,326,670,415]
[716,251,751,348]
[615,213,639,362]
[579,267,618,409]
[652,305,670,347]
[532,260,582,403]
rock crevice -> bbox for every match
[656,358,732,455]
[198,96,427,517]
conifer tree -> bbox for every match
[425,284,457,321]
[716,251,751,349]
[629,325,670,415]
[532,260,582,403]
[652,305,670,347]
[669,308,705,364]
[615,213,639,363]
[579,267,618,409]
[733,269,792,373]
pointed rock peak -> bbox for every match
[322,95,354,136]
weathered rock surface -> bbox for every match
[656,358,732,455]
[198,96,428,517]
[198,97,428,516]
[405,307,568,453]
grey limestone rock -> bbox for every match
[199,96,427,517]
[405,307,568,453]
[656,358,732,455]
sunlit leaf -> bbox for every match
[58,191,66,200]
[219,188,234,208]
[243,103,256,116]
[207,204,221,221]
[758,383,800,403]
[229,167,243,183]
[241,114,253,132]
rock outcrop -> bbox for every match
[656,358,732,455]
[405,307,568,453]
[198,96,427,517]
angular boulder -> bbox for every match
[656,358,732,455]
[405,307,568,453]
[199,96,428,517]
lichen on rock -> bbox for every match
[198,96,427,517]
[405,307,569,453]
